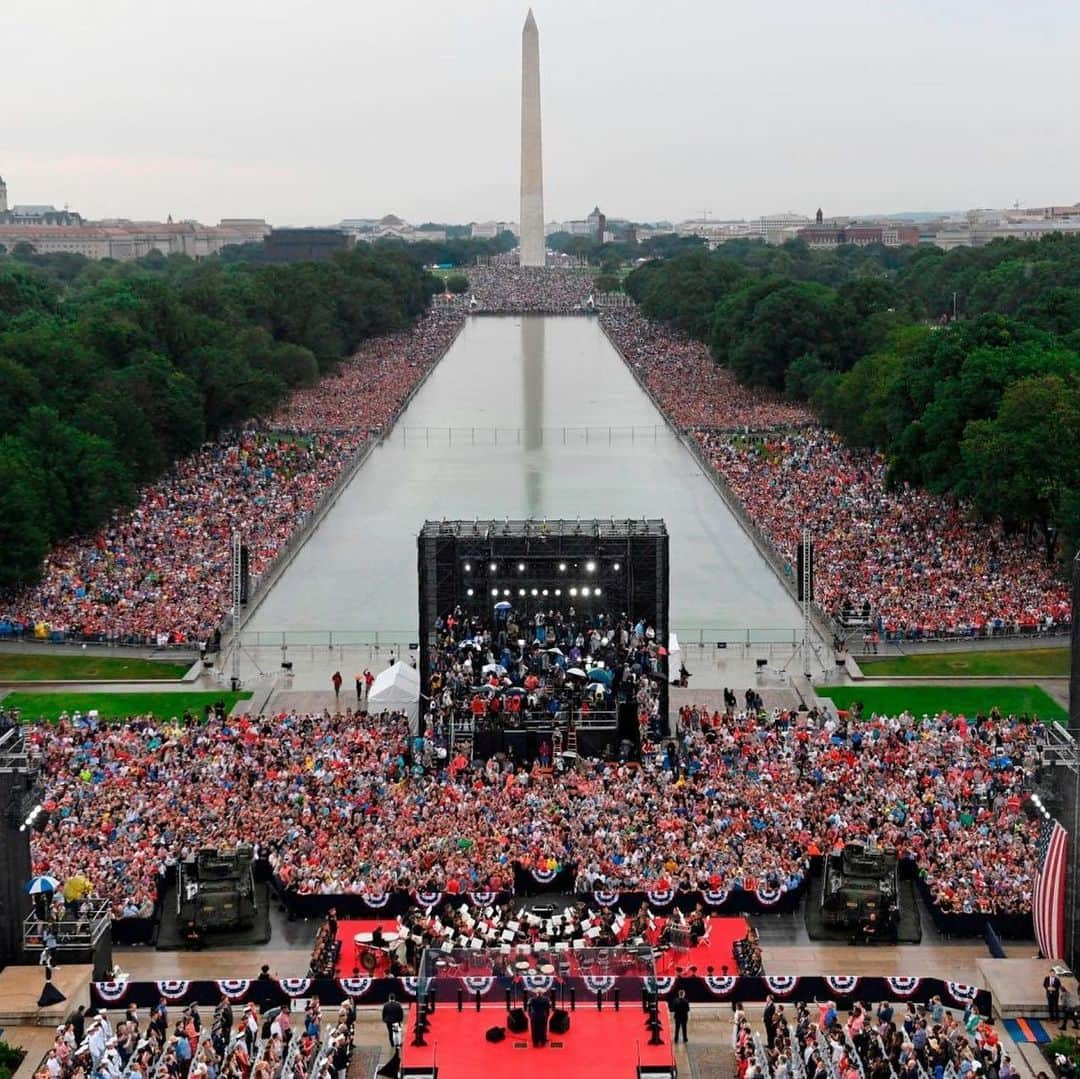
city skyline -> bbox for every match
[6,0,1080,226]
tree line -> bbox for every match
[0,246,440,590]
[625,235,1080,563]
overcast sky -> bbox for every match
[6,0,1080,226]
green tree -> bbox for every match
[961,374,1080,560]
[445,273,469,294]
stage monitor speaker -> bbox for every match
[485,1027,506,1043]
[506,1008,528,1034]
[550,1010,570,1034]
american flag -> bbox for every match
[1033,817,1068,961]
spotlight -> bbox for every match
[489,562,497,572]
[558,563,567,572]
[519,588,526,596]
[518,562,526,572]
[467,588,474,596]
[491,588,499,597]
[595,588,602,596]
[581,587,590,597]
[585,561,596,573]
[612,562,620,571]
[503,589,510,596]
[464,563,472,572]
[554,589,561,596]
[542,589,549,596]
[569,588,578,597]
[531,588,538,596]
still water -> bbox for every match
[244,316,803,636]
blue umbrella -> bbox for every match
[25,876,60,895]
[494,601,513,611]
[588,668,613,686]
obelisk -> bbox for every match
[519,8,545,267]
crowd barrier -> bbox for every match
[915,879,1033,940]
[270,871,805,920]
[91,973,992,1017]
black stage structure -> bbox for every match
[0,727,36,965]
[418,519,669,759]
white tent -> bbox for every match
[367,661,421,731]
[668,633,683,684]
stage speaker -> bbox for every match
[506,1008,528,1034]
[550,1010,570,1035]
[485,1027,506,1043]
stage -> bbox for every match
[0,963,93,1027]
[401,1001,676,1079]
[334,915,747,979]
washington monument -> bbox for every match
[519,9,545,267]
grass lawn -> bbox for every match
[2,690,252,722]
[817,683,1067,721]
[0,651,191,682]
[858,647,1070,678]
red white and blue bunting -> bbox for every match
[156,981,191,1001]
[215,979,252,1001]
[946,982,978,1005]
[764,976,800,997]
[593,891,620,907]
[648,976,676,997]
[645,888,676,908]
[824,976,860,996]
[755,885,784,907]
[702,889,731,907]
[414,891,442,909]
[583,976,617,995]
[462,977,496,996]
[337,977,373,998]
[886,977,922,998]
[278,978,312,998]
[704,976,739,997]
[398,977,420,999]
[94,981,131,1003]
[522,974,555,992]
[468,892,498,908]
[361,892,390,910]
[530,867,560,886]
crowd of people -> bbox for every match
[462,265,595,313]
[0,310,464,644]
[697,430,1071,638]
[597,306,1070,636]
[268,310,464,435]
[425,604,665,745]
[735,995,1013,1079]
[19,696,1045,921]
[599,308,814,430]
[2,271,1071,644]
[35,992,357,1079]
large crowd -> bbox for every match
[463,265,594,313]
[36,991,356,1079]
[425,604,665,745]
[735,995,1012,1079]
[598,308,1071,635]
[19,699,1045,920]
[0,311,464,645]
[697,430,1071,637]
[1,270,1070,643]
[600,309,814,431]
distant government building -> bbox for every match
[0,174,269,261]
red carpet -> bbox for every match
[335,919,401,977]
[650,916,747,976]
[402,1003,676,1079]
[334,915,747,978]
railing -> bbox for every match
[396,423,672,446]
[233,627,802,650]
[24,898,112,952]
